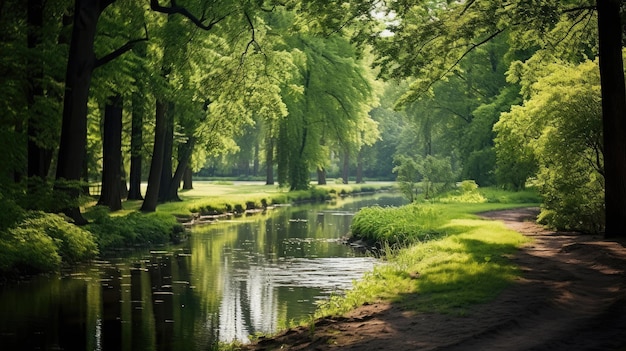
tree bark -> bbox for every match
[182,166,193,190]
[166,136,195,201]
[597,0,626,237]
[97,94,123,211]
[141,101,167,212]
[55,0,109,224]
[158,102,174,202]
[317,167,326,185]
[27,0,53,182]
[128,92,144,200]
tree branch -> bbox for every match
[150,0,230,31]
[562,5,596,14]
[95,28,149,69]
[240,11,263,64]
[460,0,477,16]
[417,29,504,98]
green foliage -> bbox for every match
[350,204,445,245]
[496,57,605,232]
[438,180,487,204]
[392,154,420,202]
[0,212,98,274]
[320,203,531,317]
[86,209,183,251]
[393,154,456,201]
[0,192,25,232]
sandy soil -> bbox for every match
[242,207,626,351]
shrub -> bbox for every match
[0,212,97,274]
[350,204,445,246]
[87,211,184,251]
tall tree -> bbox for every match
[597,0,626,237]
[97,94,123,211]
[369,0,625,236]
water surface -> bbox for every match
[0,194,405,350]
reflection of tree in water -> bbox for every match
[0,195,398,348]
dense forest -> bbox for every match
[0,0,625,254]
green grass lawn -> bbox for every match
[315,204,534,319]
[312,187,541,320]
[118,180,396,217]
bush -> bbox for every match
[350,204,445,246]
[438,180,487,204]
[87,211,184,251]
[0,212,98,274]
[0,193,25,231]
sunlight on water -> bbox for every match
[0,194,405,349]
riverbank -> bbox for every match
[241,208,626,350]
[0,181,395,278]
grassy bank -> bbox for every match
[308,187,540,320]
[145,181,395,218]
[0,181,394,277]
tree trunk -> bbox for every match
[166,137,195,201]
[317,167,326,185]
[127,92,144,200]
[182,166,193,190]
[55,0,111,224]
[27,0,53,181]
[97,94,122,211]
[158,102,174,202]
[597,0,626,237]
[141,101,167,212]
[265,131,274,185]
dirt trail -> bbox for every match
[242,207,626,351]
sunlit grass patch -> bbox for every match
[317,209,532,318]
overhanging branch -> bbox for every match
[150,0,230,31]
[94,25,149,69]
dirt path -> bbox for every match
[242,207,626,351]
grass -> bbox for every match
[118,180,396,218]
[316,205,533,318]
[312,186,541,319]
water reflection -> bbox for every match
[0,194,405,349]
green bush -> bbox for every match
[350,204,445,246]
[0,193,25,231]
[0,212,97,274]
[0,228,61,273]
[87,211,184,251]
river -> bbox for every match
[0,194,405,350]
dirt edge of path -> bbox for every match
[241,207,626,351]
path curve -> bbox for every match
[243,208,626,350]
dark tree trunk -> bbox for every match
[356,149,364,184]
[141,101,167,212]
[158,102,174,202]
[127,92,144,200]
[27,0,53,181]
[317,167,326,185]
[55,0,113,224]
[182,166,193,190]
[597,0,626,237]
[166,137,195,201]
[342,149,349,184]
[97,94,123,211]
[265,132,274,185]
